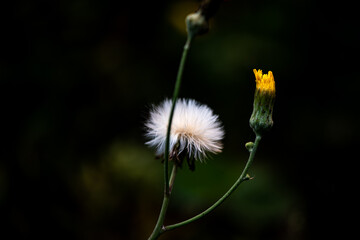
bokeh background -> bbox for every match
[1,0,359,239]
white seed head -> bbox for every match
[145,99,224,161]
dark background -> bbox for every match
[1,0,359,239]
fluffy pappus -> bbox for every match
[145,99,224,161]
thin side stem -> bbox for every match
[164,36,193,195]
[162,135,262,233]
[148,164,178,240]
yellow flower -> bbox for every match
[253,69,275,94]
[250,69,276,136]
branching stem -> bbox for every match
[147,164,178,240]
[148,28,263,240]
[162,135,262,233]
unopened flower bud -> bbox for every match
[245,142,254,152]
[249,69,276,136]
[186,12,209,38]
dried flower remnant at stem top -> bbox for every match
[145,99,224,163]
[250,69,276,136]
[186,0,223,38]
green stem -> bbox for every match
[164,36,193,195]
[162,135,262,233]
[148,36,192,240]
[148,164,178,240]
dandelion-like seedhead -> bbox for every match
[145,99,224,162]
